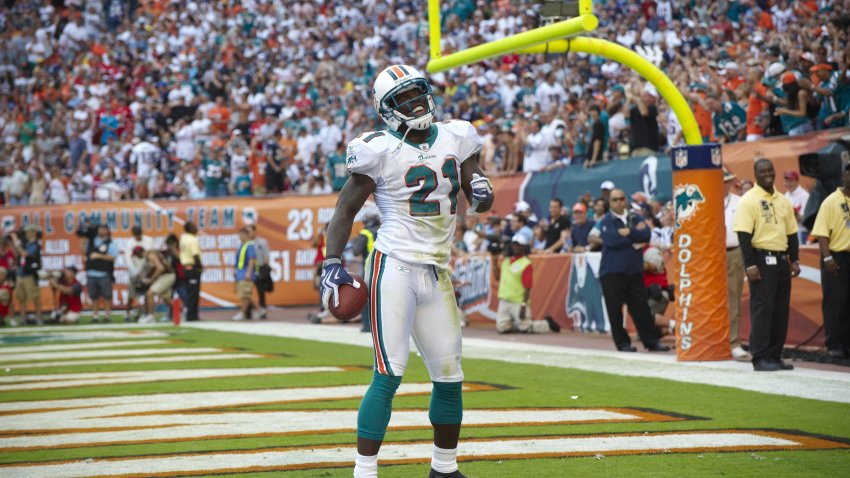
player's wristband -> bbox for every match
[823,256,833,263]
[323,257,342,267]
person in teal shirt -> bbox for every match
[774,73,814,136]
[708,94,746,142]
[233,165,253,196]
[326,142,349,192]
[202,148,229,197]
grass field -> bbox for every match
[1,322,848,477]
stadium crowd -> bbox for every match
[0,0,848,206]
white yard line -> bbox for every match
[4,353,264,370]
[0,431,808,478]
[0,347,225,363]
[0,367,346,391]
[0,340,169,354]
[0,324,171,334]
[185,322,850,404]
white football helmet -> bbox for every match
[372,65,436,131]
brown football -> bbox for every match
[329,274,368,321]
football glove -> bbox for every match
[469,173,494,213]
[320,260,360,308]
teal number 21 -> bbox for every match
[405,157,460,217]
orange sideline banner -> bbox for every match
[2,196,369,309]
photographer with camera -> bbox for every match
[48,265,83,325]
[85,224,118,323]
[12,225,42,325]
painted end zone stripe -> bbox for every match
[2,430,846,477]
[0,407,688,451]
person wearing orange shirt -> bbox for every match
[688,84,714,142]
[207,96,231,135]
[722,62,745,93]
[746,68,771,141]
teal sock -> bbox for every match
[357,371,402,441]
[429,381,463,425]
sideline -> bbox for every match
[185,322,850,404]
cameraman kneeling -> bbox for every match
[48,266,83,325]
[491,234,559,334]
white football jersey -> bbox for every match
[346,120,483,269]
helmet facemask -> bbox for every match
[378,78,436,131]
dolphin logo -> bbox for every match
[673,184,705,229]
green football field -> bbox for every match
[1,322,848,477]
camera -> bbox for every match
[38,270,62,280]
[76,218,100,240]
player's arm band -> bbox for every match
[823,255,834,263]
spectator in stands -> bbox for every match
[232,227,257,322]
[520,118,552,172]
[514,200,538,226]
[510,213,534,246]
[85,224,117,324]
[179,221,203,321]
[585,105,607,168]
[724,169,749,361]
[491,234,559,334]
[625,82,660,157]
[12,225,42,325]
[570,202,594,252]
[248,224,271,320]
[773,73,814,136]
[543,198,570,254]
[783,170,810,242]
[47,265,83,325]
[139,248,175,324]
[598,189,669,353]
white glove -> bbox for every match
[468,173,493,213]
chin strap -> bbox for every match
[393,125,412,153]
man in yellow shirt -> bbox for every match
[179,221,203,321]
[811,162,850,359]
[733,159,800,372]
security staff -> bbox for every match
[179,222,203,321]
[811,162,850,358]
[598,189,669,353]
[734,158,800,372]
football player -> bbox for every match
[321,65,494,478]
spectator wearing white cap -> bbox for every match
[491,233,559,334]
[514,200,538,226]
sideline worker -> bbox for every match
[811,161,850,359]
[734,158,800,372]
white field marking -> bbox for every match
[0,367,346,391]
[0,340,169,354]
[200,291,237,307]
[0,382,437,415]
[0,330,171,342]
[185,322,850,404]
[0,324,171,334]
[0,408,647,450]
[0,347,224,363]
[0,431,811,478]
[5,353,265,370]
